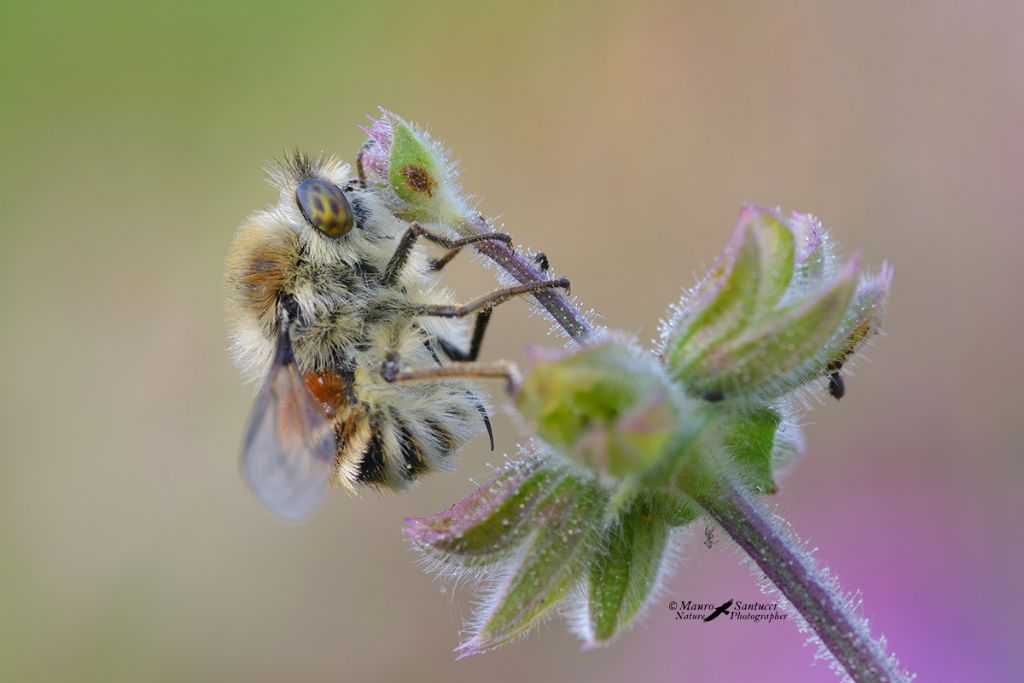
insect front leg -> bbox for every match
[382,223,512,286]
[428,235,514,272]
[410,278,570,320]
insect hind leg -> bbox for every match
[383,359,522,395]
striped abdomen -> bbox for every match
[304,368,486,491]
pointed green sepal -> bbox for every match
[457,473,608,656]
[583,495,675,644]
[683,256,859,400]
[403,455,562,567]
[665,205,796,379]
[822,262,893,373]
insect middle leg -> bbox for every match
[381,278,567,384]
[382,222,512,286]
[437,308,492,362]
[412,278,568,363]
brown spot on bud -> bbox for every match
[400,164,435,197]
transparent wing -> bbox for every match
[240,329,335,523]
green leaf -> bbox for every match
[720,408,782,493]
[586,496,674,643]
[645,490,700,527]
[458,474,608,656]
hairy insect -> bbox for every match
[225,151,565,522]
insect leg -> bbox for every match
[438,308,493,362]
[384,359,522,395]
[428,232,513,272]
[379,345,498,449]
[411,278,570,319]
[475,401,495,451]
[382,223,512,286]
[424,278,567,362]
[826,359,846,400]
[828,371,846,400]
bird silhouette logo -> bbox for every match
[703,599,733,622]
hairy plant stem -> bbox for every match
[458,213,593,343]
[459,211,906,680]
[683,465,905,683]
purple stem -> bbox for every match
[460,213,593,343]
[690,473,907,683]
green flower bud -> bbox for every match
[359,109,465,224]
[515,339,682,478]
[660,205,890,401]
[682,258,858,399]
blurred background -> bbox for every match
[2,1,1021,680]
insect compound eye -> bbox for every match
[295,178,354,238]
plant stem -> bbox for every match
[688,469,907,683]
[458,213,593,343]
[459,214,906,681]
